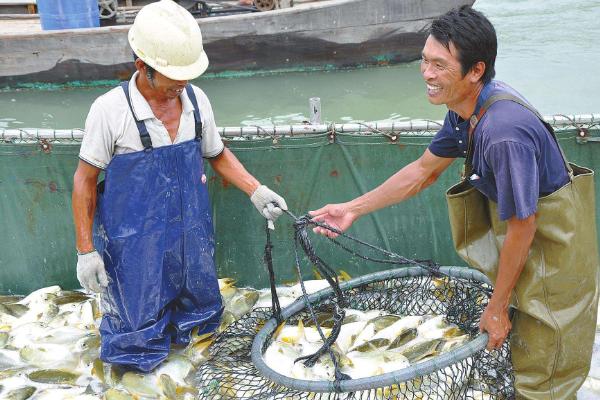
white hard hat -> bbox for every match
[128,0,209,80]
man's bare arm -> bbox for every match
[208,147,260,196]
[72,160,101,253]
[480,214,537,349]
[310,149,455,236]
[348,149,456,216]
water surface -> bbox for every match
[0,0,598,129]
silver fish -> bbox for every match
[399,338,444,363]
[103,388,135,400]
[0,331,8,348]
[27,369,80,385]
[19,344,79,369]
[120,371,161,398]
[0,303,29,318]
[226,288,259,319]
[2,386,36,400]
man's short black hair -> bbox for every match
[429,5,497,84]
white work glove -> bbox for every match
[76,250,109,293]
[250,185,288,229]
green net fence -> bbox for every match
[0,115,598,294]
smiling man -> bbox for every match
[310,5,598,399]
[71,0,287,372]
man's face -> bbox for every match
[420,35,474,111]
[146,67,188,100]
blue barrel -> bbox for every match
[38,0,100,30]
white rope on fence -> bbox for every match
[1,114,599,142]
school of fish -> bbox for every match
[1,276,599,399]
[0,277,336,399]
[265,311,469,382]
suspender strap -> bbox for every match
[464,92,572,179]
[120,82,153,149]
[184,85,203,141]
[119,82,202,148]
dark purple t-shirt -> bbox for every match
[429,81,569,221]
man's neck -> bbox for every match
[450,82,485,120]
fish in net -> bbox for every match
[190,212,514,399]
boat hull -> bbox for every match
[0,0,474,86]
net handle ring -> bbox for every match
[251,265,495,393]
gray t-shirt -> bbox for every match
[79,72,224,170]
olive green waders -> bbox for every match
[446,94,599,399]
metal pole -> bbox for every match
[309,97,322,125]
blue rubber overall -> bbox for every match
[93,82,223,372]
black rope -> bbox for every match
[264,220,282,324]
[290,221,350,381]
[293,215,348,307]
[261,209,350,382]
[283,210,490,294]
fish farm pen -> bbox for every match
[1,114,600,399]
[1,114,599,295]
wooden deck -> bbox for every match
[0,15,41,35]
[0,0,36,15]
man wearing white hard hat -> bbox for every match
[71,0,286,372]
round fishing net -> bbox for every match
[190,214,514,399]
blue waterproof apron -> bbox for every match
[93,82,223,372]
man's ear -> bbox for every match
[469,61,486,83]
[134,58,145,72]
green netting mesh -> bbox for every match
[1,126,599,295]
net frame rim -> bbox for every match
[251,265,492,393]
